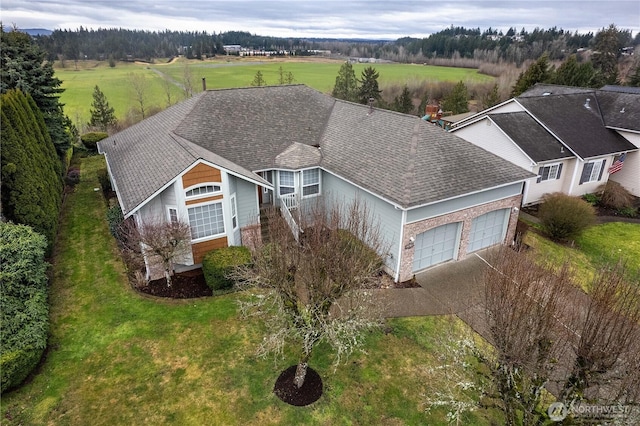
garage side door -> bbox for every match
[412,222,460,272]
[468,208,509,253]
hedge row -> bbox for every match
[0,222,50,394]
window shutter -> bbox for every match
[597,159,606,181]
[556,163,563,179]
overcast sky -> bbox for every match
[3,0,639,40]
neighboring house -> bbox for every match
[99,85,533,283]
[451,84,639,205]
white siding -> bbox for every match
[609,131,640,196]
[322,172,402,273]
[525,160,573,205]
[490,102,526,114]
[453,118,534,170]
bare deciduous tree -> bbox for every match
[182,62,196,99]
[482,247,575,426]
[128,72,148,119]
[234,198,386,389]
[136,219,192,287]
[561,262,640,407]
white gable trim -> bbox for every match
[124,159,273,219]
[453,98,520,127]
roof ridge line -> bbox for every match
[401,119,422,204]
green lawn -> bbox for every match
[58,57,494,127]
[1,155,499,425]
[524,221,640,287]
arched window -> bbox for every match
[185,184,221,198]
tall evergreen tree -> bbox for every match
[481,83,501,109]
[441,81,469,114]
[628,63,640,87]
[511,54,553,97]
[592,24,622,85]
[357,66,382,105]
[0,26,71,156]
[393,85,414,114]
[332,62,359,102]
[551,55,598,87]
[88,85,117,131]
[1,90,63,254]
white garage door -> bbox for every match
[468,209,509,253]
[412,222,460,272]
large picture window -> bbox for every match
[188,203,224,239]
[302,168,320,196]
[279,171,295,195]
[579,159,605,184]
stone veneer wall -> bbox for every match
[398,195,522,282]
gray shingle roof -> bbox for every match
[98,94,268,216]
[518,94,636,159]
[489,112,572,162]
[101,85,534,214]
[596,91,640,132]
[320,102,533,208]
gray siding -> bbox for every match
[235,177,260,226]
[322,171,402,272]
[407,182,523,223]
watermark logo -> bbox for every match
[548,402,568,421]
[548,402,634,422]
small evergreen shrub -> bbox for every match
[538,193,596,242]
[617,207,638,218]
[106,204,124,240]
[80,132,109,152]
[582,193,599,205]
[202,246,252,291]
[65,168,80,187]
[596,181,635,210]
[96,167,113,198]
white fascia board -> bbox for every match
[453,98,518,127]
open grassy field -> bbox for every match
[57,57,494,128]
[0,155,500,425]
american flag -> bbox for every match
[608,153,626,174]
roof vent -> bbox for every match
[584,98,591,109]
[542,92,551,96]
[367,97,375,115]
[620,107,625,113]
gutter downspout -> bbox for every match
[394,209,407,283]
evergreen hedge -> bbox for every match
[81,132,109,152]
[1,89,63,255]
[538,192,596,242]
[202,246,252,291]
[0,222,50,394]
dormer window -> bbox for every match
[185,184,221,198]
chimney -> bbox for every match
[202,77,207,91]
[368,97,375,115]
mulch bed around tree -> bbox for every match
[138,269,212,298]
[273,365,323,406]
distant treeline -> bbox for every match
[33,25,639,65]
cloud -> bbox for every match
[2,0,639,39]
